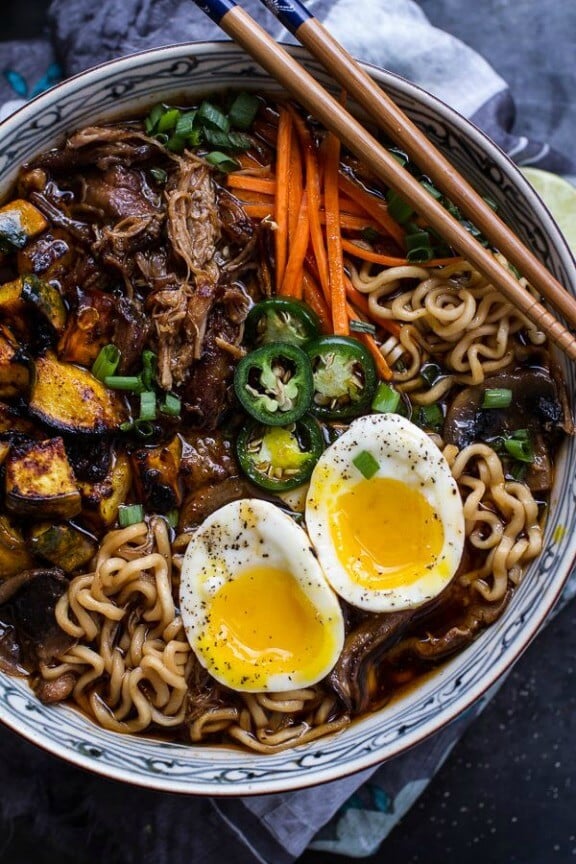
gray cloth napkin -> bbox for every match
[0,1,574,861]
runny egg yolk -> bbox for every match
[329,477,445,590]
[196,565,333,690]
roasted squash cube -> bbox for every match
[132,436,183,514]
[30,522,97,573]
[58,287,117,367]
[79,449,132,529]
[0,199,48,253]
[5,437,81,519]
[0,324,30,398]
[29,352,128,434]
[0,514,34,578]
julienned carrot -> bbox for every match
[303,269,332,333]
[324,133,348,336]
[320,212,380,232]
[342,237,463,268]
[226,174,276,195]
[281,191,309,299]
[346,301,393,381]
[290,108,331,307]
[275,107,293,293]
[338,173,406,248]
[243,203,275,219]
[345,274,402,338]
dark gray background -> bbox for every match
[1,2,575,863]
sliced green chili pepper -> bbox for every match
[236,416,324,491]
[305,335,377,420]
[234,342,313,425]
[245,297,320,348]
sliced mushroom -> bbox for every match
[328,609,414,714]
[444,366,571,491]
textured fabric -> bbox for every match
[0,1,574,861]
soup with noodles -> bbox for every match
[0,92,569,753]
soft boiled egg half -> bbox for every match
[305,413,465,612]
[179,499,345,692]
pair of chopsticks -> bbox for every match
[193,0,576,361]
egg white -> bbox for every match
[305,413,465,612]
[179,498,345,692]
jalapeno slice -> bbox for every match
[236,416,325,491]
[244,298,320,348]
[234,341,313,425]
[306,335,377,420]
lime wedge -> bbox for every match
[521,167,576,255]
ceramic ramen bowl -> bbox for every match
[0,42,574,795]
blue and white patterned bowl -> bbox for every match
[0,42,574,796]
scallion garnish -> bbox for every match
[145,104,164,134]
[160,392,182,417]
[388,147,409,167]
[141,350,157,391]
[104,375,144,392]
[175,111,197,137]
[164,509,180,529]
[205,151,240,172]
[421,363,443,387]
[352,450,380,479]
[166,134,188,153]
[482,388,513,409]
[118,504,145,527]
[415,403,444,431]
[134,420,155,438]
[92,344,120,380]
[371,381,401,414]
[406,229,433,263]
[197,100,230,132]
[386,189,413,224]
[150,167,168,184]
[139,390,157,422]
[349,319,376,335]
[157,108,181,132]
[360,226,380,244]
[502,429,534,463]
[228,91,260,130]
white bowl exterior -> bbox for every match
[0,42,574,796]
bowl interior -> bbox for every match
[0,42,574,796]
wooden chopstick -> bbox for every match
[193,0,576,361]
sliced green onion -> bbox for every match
[420,363,443,387]
[118,504,145,527]
[145,104,164,134]
[166,134,188,153]
[141,350,157,391]
[157,108,181,132]
[92,344,120,380]
[349,319,376,335]
[205,151,240,172]
[420,179,443,200]
[153,132,170,145]
[197,100,230,132]
[416,403,444,431]
[228,91,260,130]
[120,421,134,433]
[371,381,401,414]
[164,509,180,529]
[405,229,433,263]
[160,392,182,417]
[175,111,197,137]
[482,388,513,409]
[503,429,534,463]
[360,226,380,244]
[150,167,168,184]
[386,189,413,224]
[388,147,409,167]
[104,375,144,392]
[139,390,157,422]
[203,128,252,152]
[352,450,380,479]
[134,420,155,438]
